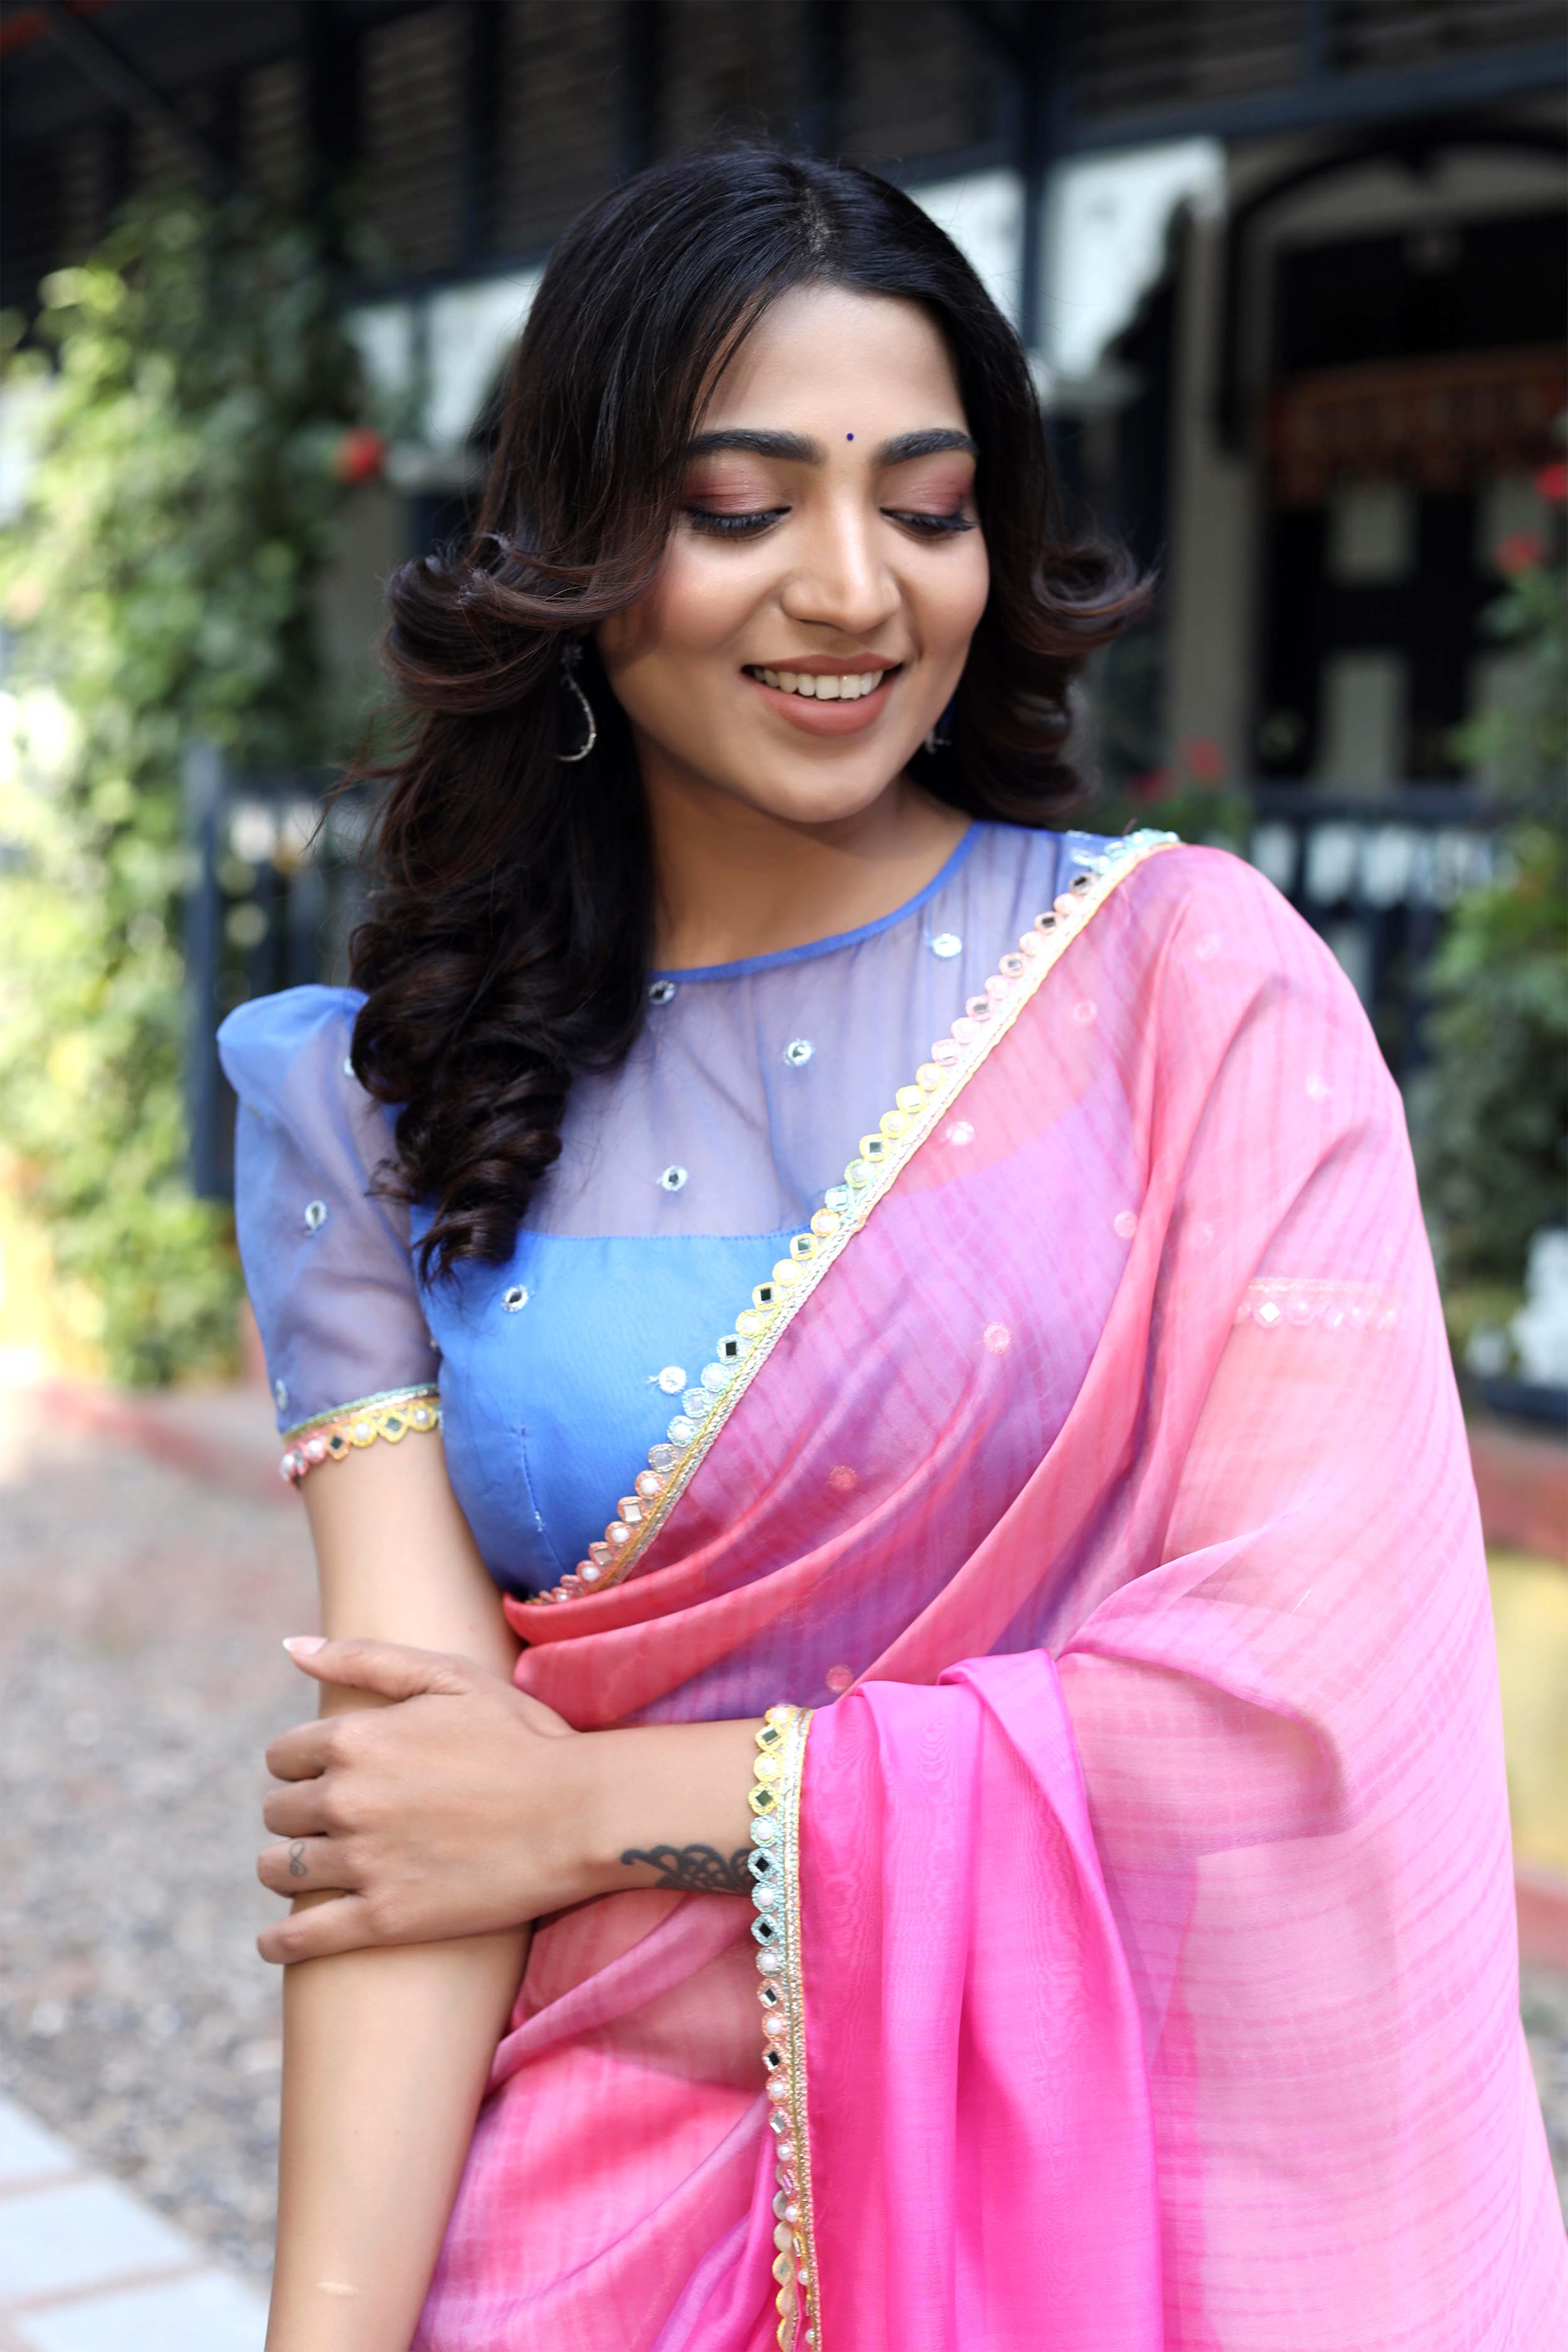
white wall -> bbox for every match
[1162,107,1567,781]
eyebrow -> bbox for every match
[876,428,978,465]
[683,426,978,466]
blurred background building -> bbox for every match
[5,3,1565,1092]
[0,9,1564,2323]
[0,4,1561,1153]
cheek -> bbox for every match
[928,539,990,652]
[608,541,761,673]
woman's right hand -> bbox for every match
[257,1634,764,1963]
[257,1637,586,1959]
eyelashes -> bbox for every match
[686,508,789,538]
[889,511,978,538]
[684,507,977,541]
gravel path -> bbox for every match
[0,1385,312,2280]
[2,1378,1564,2290]
[1523,1962,1568,2215]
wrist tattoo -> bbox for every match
[619,1842,752,1896]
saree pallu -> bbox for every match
[416,842,1565,2351]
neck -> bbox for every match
[643,760,969,972]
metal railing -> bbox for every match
[1244,783,1505,1078]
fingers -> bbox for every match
[281,1636,475,1703]
[257,1893,384,1967]
[256,1835,353,1900]
[264,1715,337,1783]
[261,1779,331,1839]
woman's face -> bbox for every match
[597,285,989,828]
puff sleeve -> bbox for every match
[217,986,439,1436]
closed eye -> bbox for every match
[887,510,977,536]
[686,506,975,541]
[685,507,789,538]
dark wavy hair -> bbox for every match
[348,142,1148,1278]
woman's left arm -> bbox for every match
[258,1639,762,1961]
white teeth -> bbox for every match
[753,667,889,700]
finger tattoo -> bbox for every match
[287,1841,309,1878]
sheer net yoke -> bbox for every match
[219,820,1097,1591]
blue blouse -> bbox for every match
[220,822,1108,1595]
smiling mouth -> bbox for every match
[743,664,901,702]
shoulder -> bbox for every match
[973,825,1345,1002]
[970,818,1232,912]
[217,985,366,1111]
[1123,840,1353,999]
[967,818,1109,881]
[1112,842,1394,1118]
[960,818,1114,925]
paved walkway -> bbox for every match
[0,2099,265,2352]
[0,1380,312,2284]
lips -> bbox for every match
[741,661,901,738]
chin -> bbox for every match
[728,756,908,828]
[709,716,926,823]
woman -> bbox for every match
[220,147,1564,2350]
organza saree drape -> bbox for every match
[415,842,1564,2351]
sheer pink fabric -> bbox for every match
[415,846,1565,2350]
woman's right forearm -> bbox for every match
[268,1443,531,2350]
[267,1923,526,2351]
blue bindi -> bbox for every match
[845,432,854,440]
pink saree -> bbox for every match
[415,840,1565,2350]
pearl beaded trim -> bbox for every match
[277,1385,442,1485]
[524,830,1179,1606]
[749,1705,816,2349]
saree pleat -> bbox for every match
[415,845,1564,2351]
[800,1660,1162,2349]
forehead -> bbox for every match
[700,285,967,433]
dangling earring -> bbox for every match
[924,697,955,756]
[556,637,598,763]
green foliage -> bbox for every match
[0,193,367,1384]
[1412,549,1568,1288]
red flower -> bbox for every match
[1533,461,1567,504]
[1494,529,1545,577]
[334,427,388,487]
[1182,735,1227,785]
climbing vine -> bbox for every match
[0,191,375,1384]
[1412,495,1568,1300]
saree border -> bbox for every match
[524,828,1179,1607]
[778,1706,818,2348]
[751,1706,819,2348]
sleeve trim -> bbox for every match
[279,1386,442,1486]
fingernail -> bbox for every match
[282,1635,326,1655]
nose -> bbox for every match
[778,499,900,642]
